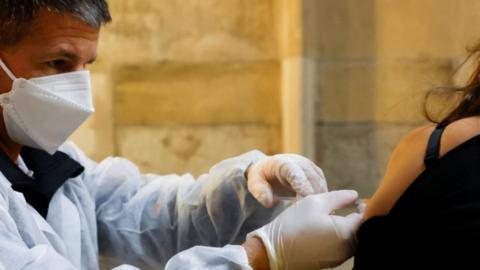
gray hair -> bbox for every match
[0,0,111,47]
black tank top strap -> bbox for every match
[424,123,447,168]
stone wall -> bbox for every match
[306,0,480,197]
[70,1,480,196]
[71,0,284,176]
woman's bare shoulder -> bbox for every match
[362,124,433,221]
[440,116,480,157]
[363,116,480,222]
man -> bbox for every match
[0,1,362,269]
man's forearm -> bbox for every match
[242,237,270,270]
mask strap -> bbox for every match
[0,59,17,81]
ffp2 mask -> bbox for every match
[0,59,94,154]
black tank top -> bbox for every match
[353,124,480,269]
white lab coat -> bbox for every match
[0,142,285,269]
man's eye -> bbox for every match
[47,60,67,69]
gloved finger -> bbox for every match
[274,157,315,197]
[303,161,328,193]
[331,212,363,251]
[318,190,359,212]
[247,173,275,208]
[330,213,362,239]
[343,212,363,231]
[355,199,367,214]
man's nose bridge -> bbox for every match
[71,64,86,73]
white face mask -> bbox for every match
[0,59,94,154]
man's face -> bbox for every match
[0,9,100,94]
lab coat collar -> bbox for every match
[0,147,84,218]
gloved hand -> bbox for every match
[247,190,364,270]
[247,154,328,208]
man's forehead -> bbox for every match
[31,9,100,41]
[0,9,102,65]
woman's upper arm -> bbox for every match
[362,125,434,222]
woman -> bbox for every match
[353,43,480,269]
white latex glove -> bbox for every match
[247,154,328,208]
[247,190,364,270]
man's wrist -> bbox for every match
[242,237,270,270]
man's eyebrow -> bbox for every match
[47,48,79,61]
[46,48,96,64]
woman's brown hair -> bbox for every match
[424,42,480,125]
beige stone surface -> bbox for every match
[300,0,480,61]
[302,0,480,61]
[70,72,115,161]
[316,123,378,197]
[316,61,377,122]
[457,0,480,57]
[278,0,312,156]
[278,0,303,58]
[72,0,287,174]
[116,125,280,176]
[374,59,454,123]
[114,61,281,126]
[303,0,376,60]
[316,59,453,123]
[375,0,458,60]
[100,0,280,64]
[282,56,319,158]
